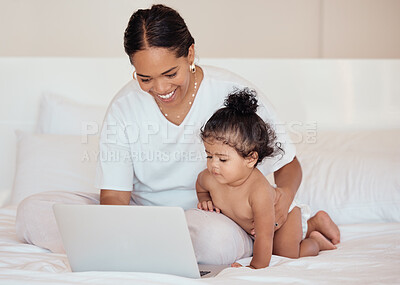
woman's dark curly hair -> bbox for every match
[201,88,282,167]
[124,4,195,63]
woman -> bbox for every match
[16,4,302,265]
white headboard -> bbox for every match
[1,57,399,204]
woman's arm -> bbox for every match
[100,189,131,205]
[273,156,302,229]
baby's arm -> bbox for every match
[248,186,275,269]
[196,171,220,213]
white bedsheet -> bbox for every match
[0,205,399,285]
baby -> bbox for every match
[196,88,340,269]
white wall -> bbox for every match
[0,0,399,58]
[0,0,399,203]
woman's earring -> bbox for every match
[132,71,137,80]
[189,63,196,74]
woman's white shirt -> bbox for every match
[94,65,296,209]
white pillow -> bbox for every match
[36,94,107,135]
[293,130,400,225]
[11,131,100,205]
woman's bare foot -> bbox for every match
[231,262,243,267]
[309,231,337,250]
[307,211,340,244]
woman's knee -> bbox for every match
[15,193,50,244]
[15,191,100,251]
[185,209,253,264]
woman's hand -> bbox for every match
[100,189,131,205]
[273,156,302,230]
[197,200,220,213]
[249,186,292,236]
[231,263,256,269]
[273,187,292,230]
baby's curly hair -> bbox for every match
[200,88,282,166]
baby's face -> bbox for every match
[203,139,253,186]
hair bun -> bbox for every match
[224,88,258,114]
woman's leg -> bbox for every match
[185,209,253,265]
[15,191,100,253]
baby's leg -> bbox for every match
[273,207,304,258]
[306,211,340,244]
[307,231,337,253]
[273,207,336,258]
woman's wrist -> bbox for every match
[276,186,294,208]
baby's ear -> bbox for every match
[246,151,258,168]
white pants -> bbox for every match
[15,191,253,265]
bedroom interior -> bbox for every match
[0,0,399,284]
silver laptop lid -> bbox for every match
[53,204,200,278]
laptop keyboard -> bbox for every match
[200,270,211,277]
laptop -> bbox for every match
[53,204,229,278]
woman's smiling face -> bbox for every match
[131,46,194,108]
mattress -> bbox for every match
[0,205,399,284]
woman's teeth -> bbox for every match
[158,90,175,99]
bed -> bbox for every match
[0,57,399,284]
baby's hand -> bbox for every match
[197,201,221,213]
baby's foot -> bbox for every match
[231,262,243,268]
[309,231,337,251]
[308,211,340,244]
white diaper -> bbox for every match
[289,199,311,240]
